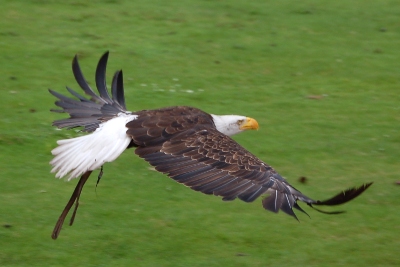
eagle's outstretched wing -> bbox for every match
[49,51,126,133]
[127,117,372,219]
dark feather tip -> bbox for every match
[307,204,346,215]
[315,182,373,206]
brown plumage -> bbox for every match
[49,52,372,239]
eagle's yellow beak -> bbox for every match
[239,117,259,131]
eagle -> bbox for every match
[49,52,372,239]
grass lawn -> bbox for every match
[0,0,399,266]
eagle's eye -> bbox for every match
[237,119,244,125]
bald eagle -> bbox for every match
[49,52,372,239]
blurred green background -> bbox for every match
[0,0,399,266]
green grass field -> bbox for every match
[1,0,399,266]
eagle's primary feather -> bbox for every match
[49,52,372,239]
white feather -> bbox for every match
[50,113,137,180]
[210,114,247,136]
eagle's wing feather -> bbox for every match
[71,53,106,105]
[111,70,127,110]
[49,51,127,132]
[127,117,309,218]
[94,52,113,104]
[127,117,372,218]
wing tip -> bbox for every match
[260,181,373,219]
[315,182,373,206]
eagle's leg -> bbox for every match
[96,165,104,189]
[51,170,92,239]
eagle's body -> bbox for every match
[49,52,371,239]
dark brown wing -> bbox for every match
[127,111,372,219]
[127,113,313,219]
[49,51,127,132]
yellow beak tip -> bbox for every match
[241,117,259,131]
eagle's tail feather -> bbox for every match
[50,113,137,180]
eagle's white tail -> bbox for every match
[50,113,137,180]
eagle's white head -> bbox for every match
[211,114,259,136]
